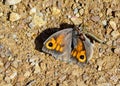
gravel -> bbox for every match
[0,0,119,85]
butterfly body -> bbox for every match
[42,27,94,66]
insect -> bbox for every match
[42,26,104,66]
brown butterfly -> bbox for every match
[42,26,103,66]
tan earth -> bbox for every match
[0,0,120,86]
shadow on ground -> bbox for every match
[35,23,74,52]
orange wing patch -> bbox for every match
[71,39,87,63]
[45,35,64,52]
[56,34,64,45]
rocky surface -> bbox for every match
[0,0,120,86]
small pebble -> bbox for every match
[12,5,17,10]
[10,71,17,79]
[12,34,17,39]
[109,20,117,30]
[28,56,35,61]
[0,12,3,17]
[91,16,100,22]
[75,13,80,17]
[114,47,120,55]
[29,22,35,28]
[12,61,19,68]
[30,14,46,28]
[99,13,103,17]
[106,40,112,46]
[29,7,37,15]
[111,31,119,38]
[5,0,21,5]
[116,12,120,18]
[70,16,82,25]
[40,62,46,71]
[52,7,61,15]
[26,32,31,37]
[74,8,78,14]
[110,75,118,83]
[79,8,84,15]
[9,12,21,22]
[116,38,120,46]
[96,60,104,71]
[107,8,112,15]
[24,71,31,77]
[0,34,4,39]
[34,63,41,73]
[4,76,11,83]
[67,15,71,18]
[29,58,36,66]
[112,40,117,46]
[102,20,107,26]
[6,48,12,58]
[82,74,89,81]
[59,75,67,82]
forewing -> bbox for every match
[42,28,73,62]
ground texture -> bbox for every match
[0,0,120,86]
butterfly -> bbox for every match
[42,26,103,66]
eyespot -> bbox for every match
[77,51,86,63]
[80,55,84,59]
[48,42,53,47]
[46,38,57,49]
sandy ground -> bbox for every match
[0,0,120,86]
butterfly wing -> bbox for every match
[83,34,94,62]
[70,33,94,66]
[42,28,73,62]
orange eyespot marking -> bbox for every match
[71,50,77,57]
[59,47,63,52]
[76,51,86,63]
[56,35,64,44]
[46,38,57,49]
[56,45,60,51]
